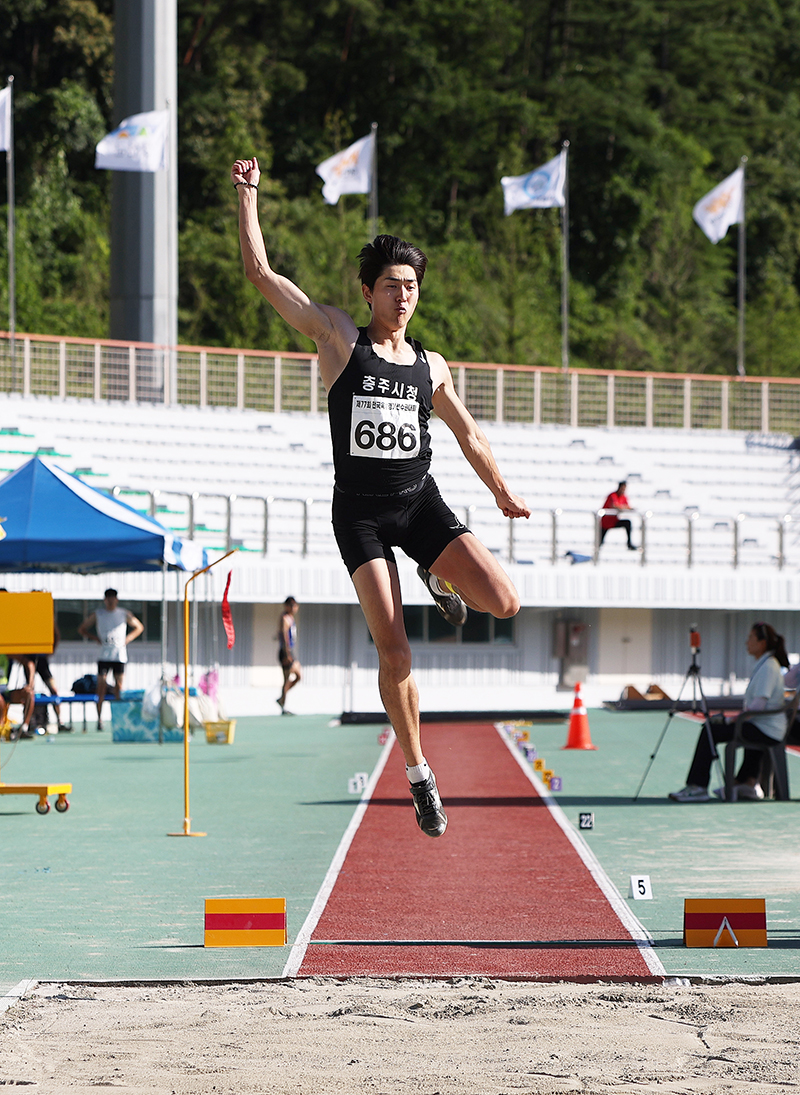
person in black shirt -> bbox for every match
[233,156,530,837]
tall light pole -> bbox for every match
[110,0,177,369]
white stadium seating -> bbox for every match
[2,392,799,715]
[1,395,796,571]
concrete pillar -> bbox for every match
[110,0,177,353]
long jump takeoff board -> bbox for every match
[287,723,663,980]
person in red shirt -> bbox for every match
[599,481,636,550]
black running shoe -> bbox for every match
[409,772,448,838]
[417,566,467,627]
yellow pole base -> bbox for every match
[168,818,207,837]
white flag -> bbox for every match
[316,131,374,205]
[95,110,169,173]
[501,150,566,215]
[693,167,744,243]
[0,86,10,153]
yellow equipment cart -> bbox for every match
[0,591,72,814]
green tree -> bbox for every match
[5,0,800,377]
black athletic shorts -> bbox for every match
[332,474,470,577]
[97,660,125,676]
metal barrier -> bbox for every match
[109,485,795,570]
[4,330,800,433]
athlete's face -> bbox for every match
[362,264,419,328]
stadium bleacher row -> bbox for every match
[1,394,798,569]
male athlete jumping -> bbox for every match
[233,156,530,837]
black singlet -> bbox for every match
[327,328,433,496]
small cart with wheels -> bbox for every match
[1,593,73,817]
[0,780,71,814]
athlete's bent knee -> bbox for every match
[493,587,520,619]
[376,641,412,680]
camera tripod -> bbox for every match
[633,632,724,801]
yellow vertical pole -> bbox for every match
[168,548,237,837]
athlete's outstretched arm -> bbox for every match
[232,158,357,359]
[430,354,530,519]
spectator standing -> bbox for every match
[78,589,144,731]
[277,597,302,714]
[18,618,67,732]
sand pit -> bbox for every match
[2,978,800,1093]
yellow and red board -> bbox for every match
[683,898,767,948]
[204,898,286,947]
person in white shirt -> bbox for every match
[78,589,144,731]
[669,622,790,802]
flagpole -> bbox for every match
[736,155,747,378]
[167,97,178,404]
[368,121,378,239]
[560,140,570,373]
[6,75,15,388]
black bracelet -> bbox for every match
[234,181,258,190]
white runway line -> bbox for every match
[282,729,396,978]
[0,979,38,1014]
[495,723,667,978]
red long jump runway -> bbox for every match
[290,723,664,980]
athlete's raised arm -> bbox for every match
[429,352,530,520]
[232,158,357,381]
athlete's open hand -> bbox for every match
[231,157,261,189]
[497,491,530,520]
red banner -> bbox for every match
[222,570,235,649]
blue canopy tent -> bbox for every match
[0,458,209,732]
[0,457,205,574]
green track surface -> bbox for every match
[2,708,799,985]
[528,708,800,979]
[0,716,384,984]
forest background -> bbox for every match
[2,0,800,376]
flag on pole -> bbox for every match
[95,110,169,173]
[316,131,375,205]
[692,167,744,243]
[501,150,567,215]
[0,86,10,153]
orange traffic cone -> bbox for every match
[563,682,597,750]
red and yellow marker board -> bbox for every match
[204,898,286,947]
[683,899,767,948]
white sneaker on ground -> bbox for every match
[734,783,764,800]
[668,784,711,803]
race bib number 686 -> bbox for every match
[349,395,420,460]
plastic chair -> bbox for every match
[724,691,800,802]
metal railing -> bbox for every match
[114,486,328,559]
[586,508,794,569]
[110,485,796,571]
[4,330,800,433]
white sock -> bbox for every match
[406,759,431,784]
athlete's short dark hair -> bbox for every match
[357,235,428,290]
